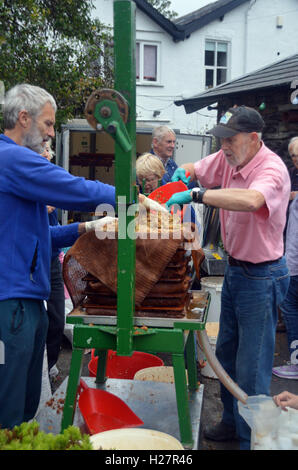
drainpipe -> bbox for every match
[243,0,257,74]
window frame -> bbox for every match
[136,40,161,86]
[204,39,230,89]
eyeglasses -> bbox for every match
[144,175,159,184]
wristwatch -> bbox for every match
[192,187,207,204]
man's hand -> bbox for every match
[171,168,191,185]
[166,190,192,209]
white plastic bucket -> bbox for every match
[197,322,219,379]
[133,366,188,384]
[200,276,224,322]
[90,428,184,450]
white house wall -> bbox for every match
[91,0,298,135]
[171,3,252,132]
[245,0,298,72]
[135,8,217,135]
[92,0,216,134]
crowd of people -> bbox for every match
[0,83,297,451]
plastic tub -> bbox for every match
[197,322,219,379]
[90,428,184,450]
[134,366,188,384]
[88,349,164,379]
[200,276,224,322]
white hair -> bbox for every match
[288,136,298,150]
[3,83,57,129]
[152,125,176,142]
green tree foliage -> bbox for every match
[147,0,178,19]
[0,0,114,128]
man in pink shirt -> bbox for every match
[167,106,290,450]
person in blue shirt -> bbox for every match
[272,194,298,380]
[150,125,197,190]
[47,204,65,379]
[0,83,117,429]
[42,142,66,380]
[150,125,178,184]
[135,126,177,189]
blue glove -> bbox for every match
[171,168,191,185]
[166,190,192,209]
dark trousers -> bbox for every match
[0,299,48,429]
[46,256,65,371]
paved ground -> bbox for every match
[52,329,298,450]
[197,329,298,450]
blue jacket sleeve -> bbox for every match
[3,145,116,211]
[50,223,80,251]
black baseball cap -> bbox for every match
[207,106,265,138]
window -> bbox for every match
[136,41,160,84]
[205,40,228,89]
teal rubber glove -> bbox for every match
[171,168,191,185]
[166,190,192,209]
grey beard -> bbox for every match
[22,125,44,154]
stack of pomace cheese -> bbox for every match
[63,209,199,318]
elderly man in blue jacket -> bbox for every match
[0,84,119,429]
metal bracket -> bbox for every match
[85,88,132,153]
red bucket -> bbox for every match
[88,349,164,379]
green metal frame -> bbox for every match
[60,0,209,448]
[113,0,137,356]
[61,296,210,447]
[61,322,206,447]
